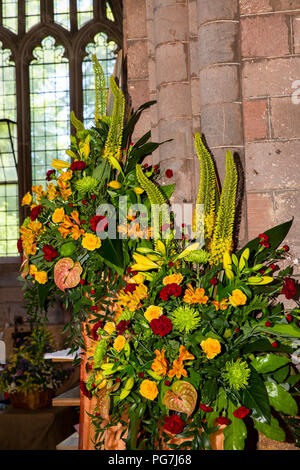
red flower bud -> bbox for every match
[286,314,292,323]
[271,342,278,348]
[82,199,87,205]
[235,328,240,333]
[210,277,218,285]
[165,169,173,178]
[164,380,171,386]
[115,378,122,383]
[200,404,213,413]
[91,194,96,200]
[233,406,250,419]
[138,372,145,378]
[80,279,85,285]
[216,416,230,426]
[283,245,289,252]
[90,289,95,294]
[265,321,272,327]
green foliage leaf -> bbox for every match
[241,366,271,424]
[223,401,247,450]
[254,322,300,339]
[254,416,285,442]
[251,354,290,374]
[272,365,290,384]
[99,238,124,274]
[265,382,298,416]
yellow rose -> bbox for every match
[139,379,159,400]
[29,265,38,276]
[81,233,101,251]
[108,180,122,189]
[52,208,65,224]
[133,187,144,195]
[22,192,32,206]
[113,335,126,353]
[163,273,183,285]
[201,338,221,359]
[144,305,163,322]
[34,271,48,284]
[229,289,247,307]
[104,322,115,335]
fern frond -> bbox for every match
[103,76,125,165]
[70,111,85,132]
[194,133,218,240]
[209,150,238,265]
[92,54,107,121]
[242,295,269,317]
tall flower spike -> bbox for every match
[103,76,125,172]
[92,54,107,121]
[70,111,85,132]
[193,133,218,241]
[209,150,238,265]
[136,164,169,246]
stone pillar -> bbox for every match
[197,0,247,244]
[148,0,196,203]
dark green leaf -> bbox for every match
[265,382,298,416]
[251,353,290,374]
[241,366,271,424]
[254,416,285,442]
[223,401,247,450]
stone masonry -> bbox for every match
[123,0,300,294]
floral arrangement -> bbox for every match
[0,326,72,395]
[18,58,300,450]
[18,56,171,348]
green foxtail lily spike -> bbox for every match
[209,150,237,265]
[194,133,218,240]
[92,54,107,121]
[103,76,125,170]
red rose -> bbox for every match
[46,169,56,181]
[90,215,108,232]
[70,161,86,171]
[116,320,130,335]
[170,283,182,297]
[200,404,213,413]
[30,205,43,221]
[150,315,172,337]
[42,244,58,262]
[270,264,277,271]
[91,321,104,341]
[165,169,173,178]
[210,277,218,285]
[216,416,230,426]
[163,415,186,435]
[124,283,137,294]
[282,277,297,300]
[80,380,92,398]
[233,406,250,419]
[260,240,270,248]
[17,238,23,254]
[259,233,269,241]
[159,284,182,301]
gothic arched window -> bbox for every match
[0,0,122,258]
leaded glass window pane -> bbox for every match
[82,32,117,127]
[77,0,93,29]
[25,0,40,32]
[2,0,18,34]
[106,2,115,21]
[29,36,70,187]
[54,0,70,30]
[0,43,18,256]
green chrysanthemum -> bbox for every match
[171,305,201,334]
[183,249,210,264]
[223,359,250,391]
[75,176,99,193]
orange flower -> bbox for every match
[184,284,209,305]
[201,338,221,359]
[163,273,183,285]
[139,379,159,400]
[71,225,85,240]
[58,170,73,182]
[70,211,80,225]
[151,348,168,377]
[47,183,57,201]
[52,208,65,224]
[178,345,195,362]
[57,180,72,200]
[144,305,163,322]
[212,299,228,311]
[168,359,188,380]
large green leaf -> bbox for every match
[237,219,293,257]
[223,400,247,450]
[241,366,271,424]
[253,321,300,339]
[38,282,51,309]
[242,338,293,355]
[254,416,285,442]
[160,184,175,200]
[265,382,298,416]
[251,354,290,374]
